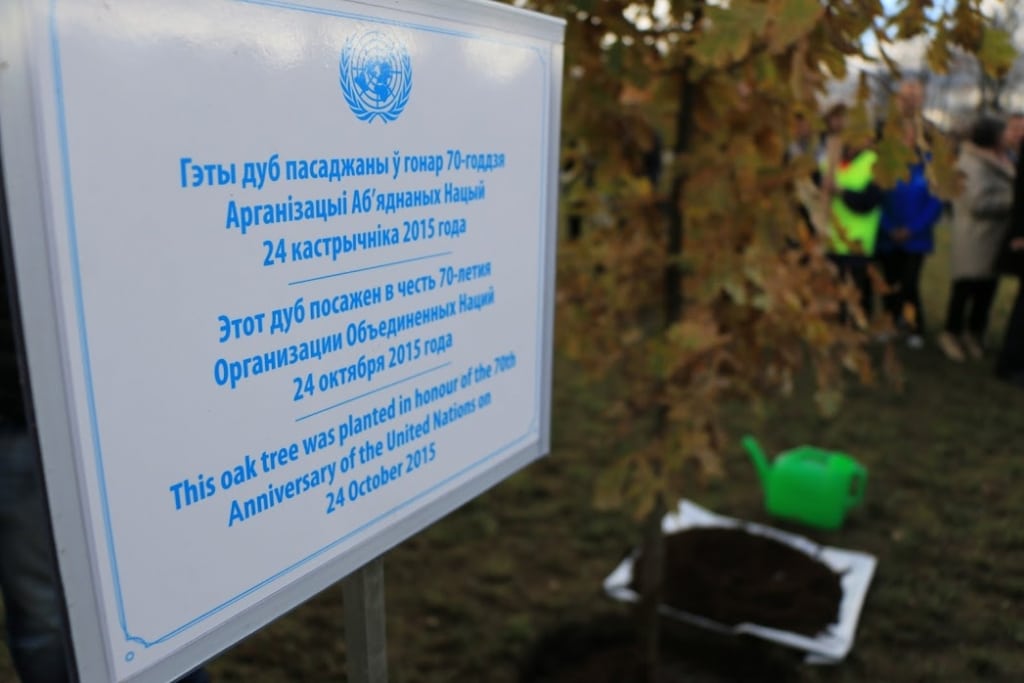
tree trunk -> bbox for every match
[638,495,667,683]
[636,13,701,681]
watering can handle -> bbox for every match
[741,435,771,485]
[847,469,867,508]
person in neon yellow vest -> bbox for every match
[825,137,884,321]
[830,149,883,255]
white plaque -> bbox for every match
[0,1,563,680]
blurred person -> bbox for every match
[817,99,847,200]
[1005,113,1024,164]
[877,80,945,348]
[895,78,930,149]
[0,203,210,682]
[995,119,1024,385]
[787,110,826,236]
[0,287,68,683]
[785,101,843,242]
[825,121,884,321]
[787,110,814,160]
[938,116,1018,362]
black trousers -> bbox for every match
[829,255,874,321]
[880,250,926,333]
[996,279,1024,379]
[944,278,998,336]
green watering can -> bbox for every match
[742,435,867,530]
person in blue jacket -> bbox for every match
[878,88,945,348]
[878,159,944,347]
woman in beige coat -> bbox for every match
[938,116,1018,362]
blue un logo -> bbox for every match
[339,30,412,124]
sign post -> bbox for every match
[342,559,389,683]
[0,1,564,680]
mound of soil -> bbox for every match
[632,526,843,637]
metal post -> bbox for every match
[342,558,389,683]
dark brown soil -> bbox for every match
[632,527,843,637]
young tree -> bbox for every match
[513,0,1013,679]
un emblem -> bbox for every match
[339,31,412,124]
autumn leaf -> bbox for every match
[690,1,769,68]
[729,134,760,199]
[842,100,875,150]
[902,301,918,327]
[892,0,927,40]
[883,343,906,392]
[593,457,631,512]
[874,105,916,189]
[667,315,726,355]
[767,0,823,53]
[925,133,963,202]
[926,26,953,75]
[814,388,843,419]
[819,44,848,80]
[788,39,813,99]
[978,26,1016,78]
[950,1,984,49]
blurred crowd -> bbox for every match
[790,78,1024,387]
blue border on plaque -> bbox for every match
[48,0,553,650]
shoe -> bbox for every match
[906,334,924,350]
[937,331,966,362]
[961,333,984,360]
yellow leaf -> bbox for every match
[593,458,629,512]
[730,135,760,199]
[925,27,953,75]
[814,388,843,418]
[902,301,918,327]
[874,104,916,190]
[668,315,726,354]
[893,1,927,40]
[820,45,848,80]
[767,0,824,53]
[690,1,770,68]
[978,26,1017,78]
[925,133,963,202]
[950,2,984,50]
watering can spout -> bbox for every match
[741,435,771,486]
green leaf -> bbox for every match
[978,26,1017,78]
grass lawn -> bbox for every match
[2,225,1023,682]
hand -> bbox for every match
[891,228,911,243]
[1011,237,1024,252]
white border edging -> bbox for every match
[603,500,877,664]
